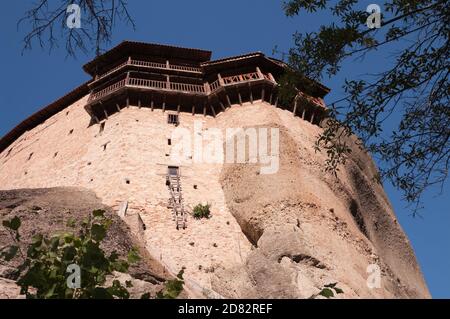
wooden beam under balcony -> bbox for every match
[210,104,216,117]
[226,93,232,107]
[293,97,298,116]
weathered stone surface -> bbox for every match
[215,112,430,298]
[0,98,430,298]
[0,187,168,298]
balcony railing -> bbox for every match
[222,72,260,85]
[88,71,277,103]
[89,77,206,103]
[170,81,205,93]
[297,91,326,108]
[130,59,166,69]
[128,77,167,90]
[169,64,202,73]
[210,79,221,92]
[94,58,203,82]
[89,79,127,102]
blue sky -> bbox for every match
[0,1,448,298]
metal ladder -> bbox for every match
[167,174,187,229]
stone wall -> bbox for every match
[0,97,259,293]
[0,97,430,298]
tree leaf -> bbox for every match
[91,224,106,242]
[334,287,344,294]
[3,216,21,231]
[127,248,141,264]
[319,288,334,298]
[1,245,19,261]
[91,287,114,299]
[141,292,151,299]
[92,210,105,218]
[112,260,129,273]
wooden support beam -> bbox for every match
[162,101,166,112]
[210,104,216,117]
[268,72,276,82]
[256,66,264,79]
[310,110,315,124]
[203,104,207,117]
[218,73,225,86]
[103,107,109,120]
[238,92,243,106]
[293,98,298,116]
[166,75,170,89]
[192,105,196,116]
[93,116,100,124]
[261,88,265,102]
[274,96,279,107]
[151,99,154,111]
[250,88,253,104]
[116,103,121,112]
[226,94,232,107]
[219,101,226,111]
[204,82,211,94]
[269,92,273,105]
[126,97,130,108]
[177,103,181,114]
[302,108,306,119]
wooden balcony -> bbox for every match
[93,58,202,84]
[88,76,206,103]
[88,69,277,104]
[209,70,276,94]
[222,72,260,84]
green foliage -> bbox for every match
[0,211,141,299]
[192,203,211,220]
[0,245,19,261]
[156,269,185,299]
[310,282,344,299]
[281,0,449,213]
[3,216,21,231]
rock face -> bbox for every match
[212,118,430,298]
[0,187,169,299]
[0,100,430,299]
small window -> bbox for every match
[6,148,12,157]
[168,166,179,176]
[69,129,74,135]
[28,153,34,161]
[167,114,179,125]
[168,139,172,145]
